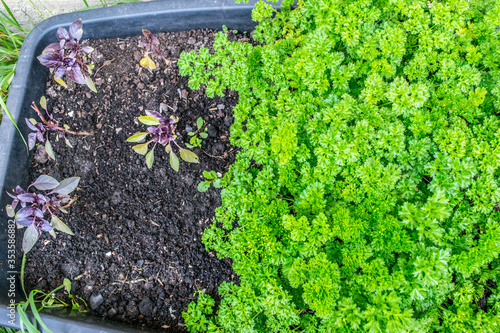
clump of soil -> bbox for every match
[23,29,249,331]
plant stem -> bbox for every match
[20,253,27,298]
[60,197,77,210]
[31,102,91,135]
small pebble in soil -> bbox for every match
[90,293,105,310]
[139,298,153,316]
[34,145,48,164]
[207,125,217,138]
[127,301,139,317]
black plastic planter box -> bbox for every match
[0,0,258,331]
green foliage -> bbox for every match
[198,170,223,192]
[187,117,209,149]
[0,1,25,107]
[182,291,218,332]
[0,1,27,146]
[180,0,500,331]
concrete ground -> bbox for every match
[3,0,150,30]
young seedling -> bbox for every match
[37,19,96,92]
[197,170,223,192]
[26,96,90,160]
[127,109,199,169]
[139,29,170,71]
[6,175,80,253]
[63,278,87,312]
[16,253,86,333]
[186,117,209,149]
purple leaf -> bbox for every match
[34,208,44,218]
[63,56,76,67]
[16,216,34,227]
[81,45,94,54]
[142,29,153,40]
[66,65,86,85]
[16,206,37,218]
[22,224,39,253]
[39,219,54,232]
[147,126,160,133]
[68,19,83,40]
[56,27,70,41]
[11,199,19,210]
[28,133,37,150]
[65,40,77,51]
[51,177,80,195]
[36,194,48,203]
[25,118,38,131]
[145,110,163,119]
[17,193,37,203]
[35,130,44,142]
[31,175,60,190]
[54,66,66,79]
[14,186,26,194]
[37,52,63,68]
[42,43,61,53]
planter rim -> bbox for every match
[0,0,259,331]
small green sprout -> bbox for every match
[186,117,209,149]
[197,170,223,192]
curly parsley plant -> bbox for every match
[179,0,500,331]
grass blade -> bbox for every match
[17,302,40,333]
[27,0,48,20]
[0,6,25,127]
[0,96,28,150]
[28,292,54,333]
[0,0,22,29]
[75,0,141,11]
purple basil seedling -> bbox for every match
[5,175,80,253]
[27,96,90,160]
[139,29,170,71]
[127,110,199,169]
[37,19,97,92]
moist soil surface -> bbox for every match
[22,29,248,331]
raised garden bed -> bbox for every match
[0,1,258,331]
[3,0,500,332]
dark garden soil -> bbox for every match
[22,29,249,331]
